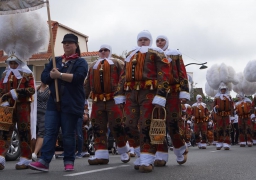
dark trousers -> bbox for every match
[230,123,239,144]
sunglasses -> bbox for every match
[99,49,110,52]
[156,39,166,43]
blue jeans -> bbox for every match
[76,118,83,154]
[39,111,79,167]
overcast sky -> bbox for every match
[37,0,256,97]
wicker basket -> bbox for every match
[0,101,15,131]
[149,107,166,144]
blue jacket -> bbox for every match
[41,57,88,117]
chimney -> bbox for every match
[0,50,3,57]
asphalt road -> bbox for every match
[1,144,256,180]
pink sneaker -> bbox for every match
[65,164,74,171]
[28,162,49,172]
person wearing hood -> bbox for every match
[84,44,130,165]
[235,94,253,147]
[114,30,171,173]
[251,94,256,145]
[213,82,234,150]
[191,95,209,149]
[0,55,35,170]
[153,35,190,167]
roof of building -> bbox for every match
[81,51,99,57]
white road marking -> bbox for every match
[210,151,216,152]
[64,165,130,176]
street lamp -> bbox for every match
[185,62,207,69]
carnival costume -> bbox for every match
[242,60,256,146]
[191,95,209,149]
[85,44,130,165]
[0,56,35,170]
[181,103,192,146]
[251,95,256,144]
[232,71,256,147]
[206,63,238,150]
[153,35,190,167]
[114,31,171,172]
[153,35,170,167]
[0,11,48,170]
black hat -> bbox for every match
[62,33,78,43]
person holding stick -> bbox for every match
[29,33,88,172]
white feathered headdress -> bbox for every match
[0,11,49,140]
[0,11,49,61]
[205,82,218,97]
[244,60,256,83]
[206,63,238,92]
[233,72,256,97]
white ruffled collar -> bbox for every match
[3,65,32,83]
[93,58,114,69]
[125,46,164,62]
[214,92,231,101]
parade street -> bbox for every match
[1,144,255,180]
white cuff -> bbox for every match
[179,91,190,100]
[0,101,10,107]
[140,153,155,166]
[117,144,129,154]
[173,144,187,157]
[152,95,166,107]
[10,89,18,100]
[114,95,126,104]
[95,150,109,159]
[84,99,88,105]
[155,151,169,162]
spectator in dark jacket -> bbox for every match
[28,33,88,172]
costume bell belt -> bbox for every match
[124,80,179,92]
[238,114,250,119]
[217,111,231,117]
[195,117,208,124]
[91,92,114,102]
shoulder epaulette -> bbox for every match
[148,48,165,59]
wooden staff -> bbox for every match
[46,0,59,103]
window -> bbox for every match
[35,66,45,82]
[0,67,6,77]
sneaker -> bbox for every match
[81,152,90,157]
[28,162,49,172]
[187,142,191,147]
[64,164,74,171]
[120,152,130,163]
[32,153,37,162]
[75,153,83,159]
[52,155,56,160]
[56,152,64,158]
